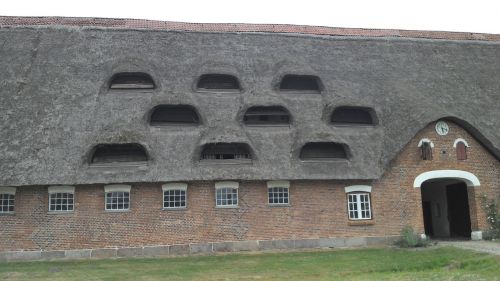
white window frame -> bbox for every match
[162,183,188,209]
[104,184,131,211]
[215,181,239,208]
[345,185,372,220]
[267,181,290,206]
[0,187,16,214]
[48,186,75,213]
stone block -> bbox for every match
[294,238,320,249]
[169,244,189,256]
[366,236,388,246]
[319,237,346,248]
[117,247,143,258]
[471,231,483,241]
[41,251,65,259]
[212,242,233,252]
[65,249,91,259]
[143,245,170,257]
[345,237,367,247]
[91,248,117,259]
[3,251,41,261]
[190,243,213,254]
[232,240,259,251]
[273,239,295,249]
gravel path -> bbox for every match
[438,240,500,256]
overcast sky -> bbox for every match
[3,0,500,34]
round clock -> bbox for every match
[435,121,449,136]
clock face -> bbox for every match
[435,121,449,136]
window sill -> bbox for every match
[199,160,252,165]
[279,90,321,95]
[215,205,238,209]
[89,162,148,168]
[268,204,290,207]
[195,89,241,94]
[348,220,374,226]
[47,211,74,215]
[105,210,131,213]
[162,207,187,211]
[150,123,200,127]
[0,212,15,216]
[331,124,377,128]
[300,159,349,163]
[245,124,291,128]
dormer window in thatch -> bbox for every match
[331,106,377,125]
[243,106,291,126]
[109,72,155,90]
[279,75,321,93]
[90,143,148,165]
[196,74,241,91]
[150,105,201,126]
[201,143,252,162]
[300,142,348,160]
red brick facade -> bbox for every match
[1,121,498,252]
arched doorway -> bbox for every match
[414,170,480,239]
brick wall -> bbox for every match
[1,121,498,251]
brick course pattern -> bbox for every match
[1,121,498,252]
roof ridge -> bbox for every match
[0,15,499,41]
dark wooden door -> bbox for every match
[422,201,434,237]
[446,183,471,238]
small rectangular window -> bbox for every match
[163,189,187,209]
[348,193,372,220]
[105,191,130,211]
[0,194,15,213]
[268,187,289,205]
[216,188,238,207]
[421,142,433,160]
[49,193,74,212]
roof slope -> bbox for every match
[0,17,499,186]
[1,16,500,41]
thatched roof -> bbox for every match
[1,16,499,186]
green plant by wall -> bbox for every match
[395,225,430,248]
[481,194,500,239]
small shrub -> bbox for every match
[395,226,430,248]
[481,194,500,239]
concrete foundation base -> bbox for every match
[0,235,400,262]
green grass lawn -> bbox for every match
[1,247,499,281]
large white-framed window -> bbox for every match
[48,186,75,213]
[215,181,238,208]
[345,185,372,220]
[162,183,187,209]
[104,184,131,211]
[0,187,16,214]
[267,181,290,206]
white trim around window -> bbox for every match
[417,138,434,148]
[104,184,131,193]
[267,181,290,206]
[104,184,131,211]
[0,186,16,195]
[48,186,75,213]
[215,181,239,208]
[48,186,75,194]
[453,138,470,148]
[0,186,16,214]
[162,183,188,209]
[345,185,372,220]
[344,185,372,193]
